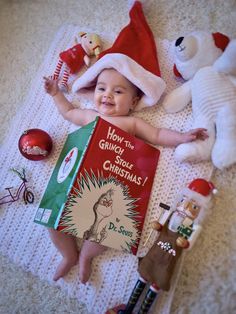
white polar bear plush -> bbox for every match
[163,31,236,170]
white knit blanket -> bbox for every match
[0,25,213,314]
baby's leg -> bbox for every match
[79,240,107,284]
[48,229,79,281]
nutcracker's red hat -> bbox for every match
[72,1,166,111]
[182,178,217,208]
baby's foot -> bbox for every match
[79,240,107,284]
[53,253,79,281]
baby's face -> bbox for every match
[94,69,139,116]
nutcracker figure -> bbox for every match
[106,178,217,314]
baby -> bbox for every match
[44,68,208,283]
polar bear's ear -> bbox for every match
[212,32,230,51]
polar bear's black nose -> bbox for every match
[175,37,184,46]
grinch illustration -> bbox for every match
[83,188,114,243]
[60,172,141,253]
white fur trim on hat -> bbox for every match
[72,53,166,111]
[182,187,212,209]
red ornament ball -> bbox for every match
[18,129,53,161]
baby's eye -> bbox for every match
[114,90,122,94]
[98,87,105,91]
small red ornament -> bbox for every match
[18,129,53,161]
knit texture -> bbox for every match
[0,25,214,313]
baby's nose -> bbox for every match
[184,200,192,210]
[103,92,112,99]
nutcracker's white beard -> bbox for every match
[168,212,185,232]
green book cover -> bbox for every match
[34,118,98,228]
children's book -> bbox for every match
[34,117,160,255]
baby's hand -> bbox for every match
[183,128,208,143]
[43,76,59,96]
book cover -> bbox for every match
[35,117,160,254]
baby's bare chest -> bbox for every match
[101,116,134,135]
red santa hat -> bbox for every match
[72,1,166,111]
[182,178,217,209]
[173,31,230,80]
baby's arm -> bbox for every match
[44,77,97,126]
[133,117,208,147]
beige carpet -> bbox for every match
[0,0,236,313]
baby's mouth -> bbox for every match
[178,44,186,52]
[102,101,114,107]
